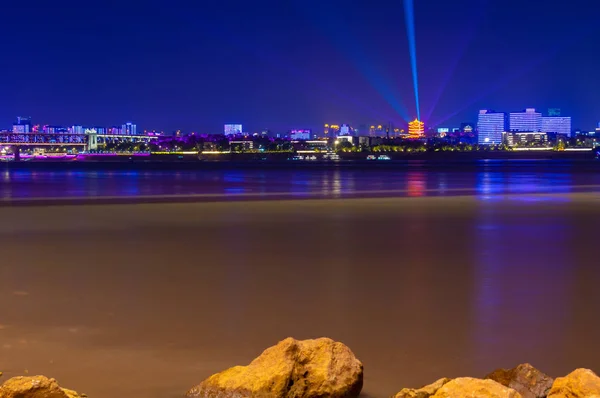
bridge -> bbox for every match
[0,131,160,152]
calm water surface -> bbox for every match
[2,161,600,200]
[0,163,599,397]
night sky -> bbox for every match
[1,0,598,133]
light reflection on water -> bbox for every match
[0,164,599,200]
[473,205,572,369]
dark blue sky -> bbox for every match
[1,0,598,133]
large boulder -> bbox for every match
[431,378,522,398]
[186,337,363,397]
[393,378,452,398]
[547,368,600,397]
[0,375,85,398]
[486,363,554,398]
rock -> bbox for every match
[0,375,85,398]
[486,363,554,398]
[394,378,452,398]
[547,368,600,397]
[431,378,522,398]
[61,388,87,398]
[186,337,363,397]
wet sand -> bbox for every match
[0,195,599,397]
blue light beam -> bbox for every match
[404,0,420,121]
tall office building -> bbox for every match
[340,124,352,136]
[477,110,506,144]
[509,108,542,132]
[13,116,32,133]
[541,116,571,137]
[72,125,84,134]
[224,124,242,136]
[289,129,311,140]
[122,122,137,135]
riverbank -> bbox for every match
[2,339,599,398]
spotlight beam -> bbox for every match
[404,0,420,121]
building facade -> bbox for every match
[541,116,571,137]
[408,119,424,138]
[289,129,311,140]
[224,124,243,136]
[503,132,548,147]
[477,110,506,144]
[509,108,542,132]
[13,116,32,133]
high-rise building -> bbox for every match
[324,124,340,137]
[13,116,32,134]
[224,124,243,136]
[542,116,572,137]
[72,125,84,134]
[122,122,137,135]
[289,129,311,140]
[369,124,387,137]
[509,108,542,132]
[340,124,352,136]
[477,110,506,144]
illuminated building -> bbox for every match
[340,124,353,136]
[324,124,340,137]
[290,129,311,140]
[122,122,137,135]
[503,132,548,147]
[460,123,474,133]
[369,124,386,137]
[478,110,506,144]
[224,124,243,136]
[408,119,424,137]
[230,140,253,150]
[542,116,571,137]
[509,108,542,132]
[72,125,84,134]
[13,116,31,133]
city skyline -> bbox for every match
[3,104,581,138]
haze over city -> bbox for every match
[1,0,599,133]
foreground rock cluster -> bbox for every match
[2,338,599,397]
[394,365,600,398]
[0,373,85,398]
[186,338,600,398]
